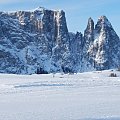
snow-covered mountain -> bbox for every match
[83,16,120,71]
[0,7,120,74]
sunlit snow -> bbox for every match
[0,70,120,120]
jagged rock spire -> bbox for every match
[84,17,94,41]
[89,16,120,70]
[83,17,94,54]
[86,17,94,32]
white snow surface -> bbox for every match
[0,70,120,120]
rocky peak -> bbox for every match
[83,17,94,53]
[98,16,111,25]
[84,17,94,39]
[88,16,120,70]
[95,15,112,33]
[86,17,94,32]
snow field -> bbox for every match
[0,70,120,120]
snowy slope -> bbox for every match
[0,70,120,119]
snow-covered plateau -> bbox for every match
[0,70,120,120]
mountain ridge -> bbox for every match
[0,7,120,74]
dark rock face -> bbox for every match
[69,32,84,72]
[0,7,120,74]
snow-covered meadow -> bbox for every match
[0,70,120,120]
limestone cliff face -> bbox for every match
[0,7,71,74]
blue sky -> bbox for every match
[0,0,120,35]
